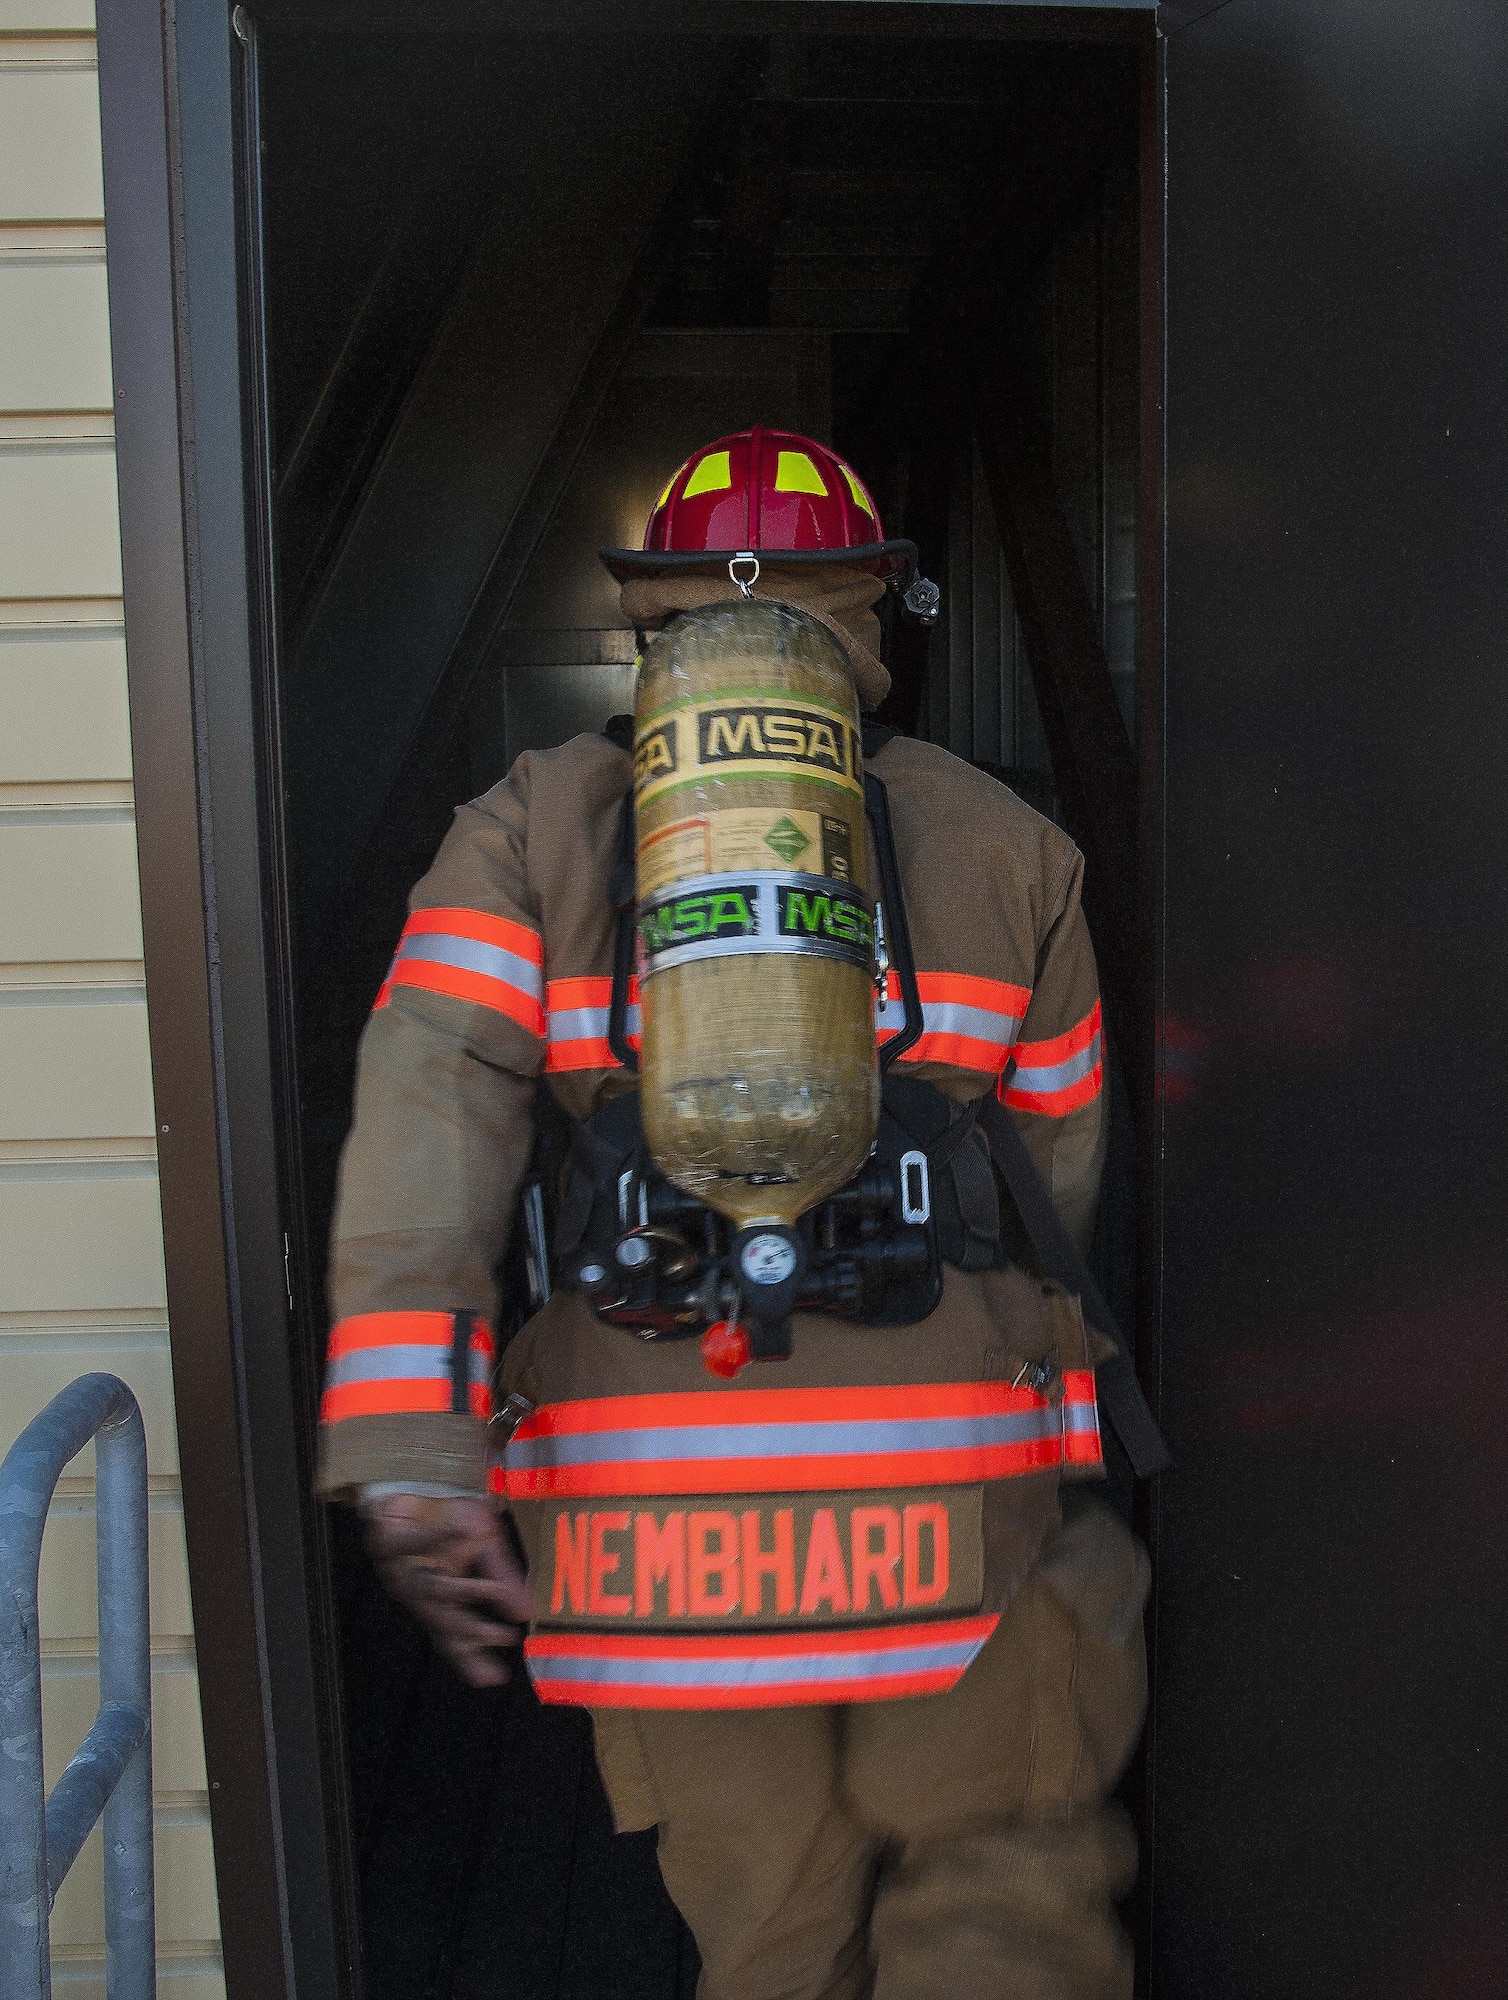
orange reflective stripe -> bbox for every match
[524,1613,999,1709]
[380,958,545,1032]
[511,1381,1040,1433]
[1002,1066,1103,1118]
[548,1040,618,1073]
[1013,1000,1101,1067]
[1060,1369,1104,1468]
[1001,1000,1103,1116]
[507,1437,1062,1500]
[907,1028,1020,1073]
[917,970,1032,1014]
[545,974,641,1073]
[400,907,543,962]
[876,971,1030,1075]
[503,1382,1075,1500]
[325,1310,463,1360]
[320,1310,494,1424]
[545,964,1036,1076]
[548,975,614,1010]
[375,906,545,1033]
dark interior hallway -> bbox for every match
[250,21,1144,1993]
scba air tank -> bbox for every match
[633,599,879,1232]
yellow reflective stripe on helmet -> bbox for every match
[774,450,828,495]
[840,463,875,516]
[683,450,733,498]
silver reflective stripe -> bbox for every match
[326,1344,449,1389]
[644,930,869,974]
[1062,1400,1101,1435]
[547,1004,642,1044]
[505,1408,1058,1472]
[529,1636,988,1689]
[876,991,908,1034]
[1011,1031,1103,1094]
[920,999,1022,1048]
[547,1007,603,1044]
[398,932,542,997]
[875,996,1022,1049]
[327,1341,489,1390]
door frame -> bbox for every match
[96,3,1165,1992]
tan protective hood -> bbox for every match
[618,562,891,709]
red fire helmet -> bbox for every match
[600,426,918,586]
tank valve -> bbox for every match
[733,1225,803,1361]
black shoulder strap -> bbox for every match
[606,710,1165,1471]
[864,769,923,1072]
[859,722,1168,1475]
[607,783,639,1074]
[603,716,640,1072]
[977,1091,1170,1476]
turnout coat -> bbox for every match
[317,726,1112,1708]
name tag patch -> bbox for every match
[534,1487,985,1629]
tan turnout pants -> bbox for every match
[588,1502,1149,2000]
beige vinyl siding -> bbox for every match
[1,9,226,1996]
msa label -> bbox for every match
[637,871,874,977]
[776,883,872,953]
[697,706,853,775]
[638,882,760,957]
[634,695,862,806]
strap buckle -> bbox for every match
[488,1391,536,1446]
[899,1150,931,1225]
[1010,1354,1059,1397]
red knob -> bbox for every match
[700,1320,753,1379]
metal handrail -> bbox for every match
[0,1376,155,1999]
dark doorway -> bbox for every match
[245,17,1148,1994]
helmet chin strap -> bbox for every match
[729,551,761,598]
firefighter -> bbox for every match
[319,428,1151,1999]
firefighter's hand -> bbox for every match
[362,1494,534,1688]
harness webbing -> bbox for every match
[598,714,1169,1477]
[978,1093,1169,1476]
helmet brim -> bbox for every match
[599,539,917,586]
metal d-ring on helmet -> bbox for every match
[600,425,940,621]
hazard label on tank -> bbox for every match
[760,814,813,865]
[638,808,835,896]
[637,816,713,895]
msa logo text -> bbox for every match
[640,886,757,955]
[697,707,855,777]
[777,885,872,952]
[634,726,676,787]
